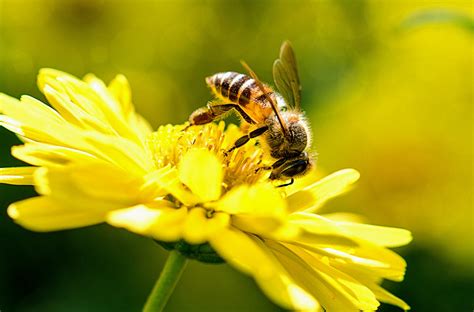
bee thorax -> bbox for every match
[265,112,309,158]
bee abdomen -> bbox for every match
[206,72,253,105]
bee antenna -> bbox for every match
[240,60,289,136]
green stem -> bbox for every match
[143,250,188,312]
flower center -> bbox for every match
[148,122,271,191]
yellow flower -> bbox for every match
[0,69,411,311]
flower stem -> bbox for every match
[143,250,187,312]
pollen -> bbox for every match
[147,121,271,191]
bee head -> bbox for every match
[269,152,313,179]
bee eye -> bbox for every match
[281,160,308,177]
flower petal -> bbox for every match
[38,70,110,123]
[322,212,367,223]
[210,227,318,310]
[289,212,360,246]
[290,212,412,247]
[42,83,116,134]
[333,266,410,310]
[290,212,407,281]
[107,74,133,118]
[38,69,150,148]
[182,208,230,244]
[8,196,107,231]
[34,163,144,206]
[287,169,360,213]
[12,143,98,167]
[108,75,153,140]
[147,166,200,207]
[0,167,36,185]
[210,183,286,217]
[332,221,413,247]
[232,215,288,236]
[285,243,380,311]
[0,93,77,145]
[106,203,187,242]
[365,281,410,310]
[81,131,154,174]
[178,149,222,202]
[182,207,209,244]
[0,93,152,175]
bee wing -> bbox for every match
[273,41,301,110]
[240,60,289,137]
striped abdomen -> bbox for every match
[206,72,275,109]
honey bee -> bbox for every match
[189,41,314,186]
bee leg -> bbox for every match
[211,104,255,124]
[277,178,294,188]
[255,165,272,173]
[255,158,285,174]
[227,126,269,153]
[268,158,289,180]
[188,106,219,126]
[189,103,255,127]
[212,103,255,124]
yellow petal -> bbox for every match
[178,149,222,202]
[84,74,145,145]
[0,92,149,175]
[108,74,133,117]
[38,69,108,120]
[287,243,380,311]
[210,227,318,310]
[0,93,64,124]
[182,207,209,244]
[2,70,153,176]
[38,69,149,147]
[305,241,407,282]
[333,221,413,247]
[83,73,124,116]
[0,94,78,145]
[42,83,116,134]
[12,143,98,167]
[34,163,144,206]
[292,212,412,247]
[366,281,410,310]
[289,213,407,281]
[287,169,360,213]
[106,203,187,242]
[182,209,231,245]
[8,196,107,232]
[265,241,378,312]
[147,166,200,207]
[210,182,286,217]
[108,75,153,141]
[289,212,360,246]
[334,266,410,310]
[0,167,36,185]
[72,129,153,174]
[206,211,231,237]
[37,68,81,92]
[232,215,286,236]
[133,113,154,137]
[322,212,367,223]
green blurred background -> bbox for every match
[0,0,472,311]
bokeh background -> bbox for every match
[0,0,472,311]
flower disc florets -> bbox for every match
[149,121,271,190]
